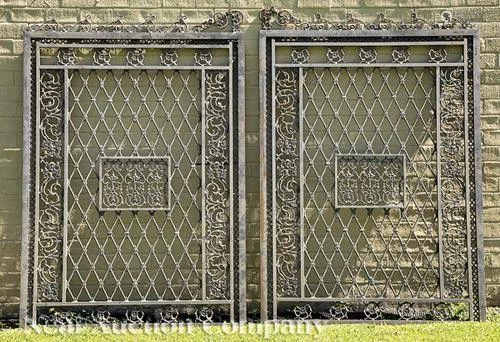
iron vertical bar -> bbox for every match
[228,42,235,322]
[271,38,278,320]
[472,32,486,321]
[436,65,444,299]
[259,31,268,322]
[299,66,305,299]
[20,33,32,328]
[463,39,474,320]
[62,68,69,303]
[236,35,247,322]
[201,68,206,302]
[32,42,41,323]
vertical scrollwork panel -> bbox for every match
[205,71,230,300]
[440,67,468,298]
[37,70,64,301]
[274,69,300,297]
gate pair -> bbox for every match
[20,12,485,325]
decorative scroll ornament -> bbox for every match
[359,48,377,64]
[259,8,472,30]
[397,302,417,320]
[293,305,312,320]
[194,50,213,66]
[205,71,229,300]
[364,302,382,320]
[126,310,145,324]
[93,48,111,66]
[321,303,350,320]
[157,307,179,323]
[26,12,243,33]
[291,48,309,64]
[126,48,145,66]
[432,303,452,321]
[56,48,76,66]
[160,49,178,66]
[429,48,448,63]
[327,48,344,64]
[392,48,410,64]
[259,7,302,30]
[195,307,214,323]
[92,310,113,324]
[192,10,243,32]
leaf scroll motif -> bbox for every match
[327,48,344,64]
[93,48,111,66]
[195,50,213,66]
[56,48,76,66]
[429,48,447,63]
[126,48,145,66]
[291,48,309,64]
[160,49,178,66]
[275,69,300,297]
[101,161,124,207]
[392,48,410,64]
[205,71,230,300]
[38,71,64,302]
[359,48,377,64]
[440,68,467,298]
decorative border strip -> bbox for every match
[259,8,472,30]
[37,305,227,324]
[440,67,468,298]
[26,10,243,33]
[285,301,469,321]
[275,69,300,297]
[205,71,230,300]
[37,70,64,302]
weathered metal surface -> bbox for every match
[259,9,484,322]
[21,14,246,326]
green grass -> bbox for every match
[0,321,499,342]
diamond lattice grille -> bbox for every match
[23,28,245,325]
[66,69,203,301]
[261,21,483,322]
[302,67,439,299]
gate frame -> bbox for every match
[259,27,485,322]
[20,27,246,326]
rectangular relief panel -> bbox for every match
[335,154,405,208]
[21,13,246,326]
[259,10,484,322]
[99,157,171,211]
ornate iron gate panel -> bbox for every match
[259,12,485,321]
[21,16,246,326]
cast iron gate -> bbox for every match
[259,10,485,321]
[21,14,246,326]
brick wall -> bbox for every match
[0,0,498,319]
